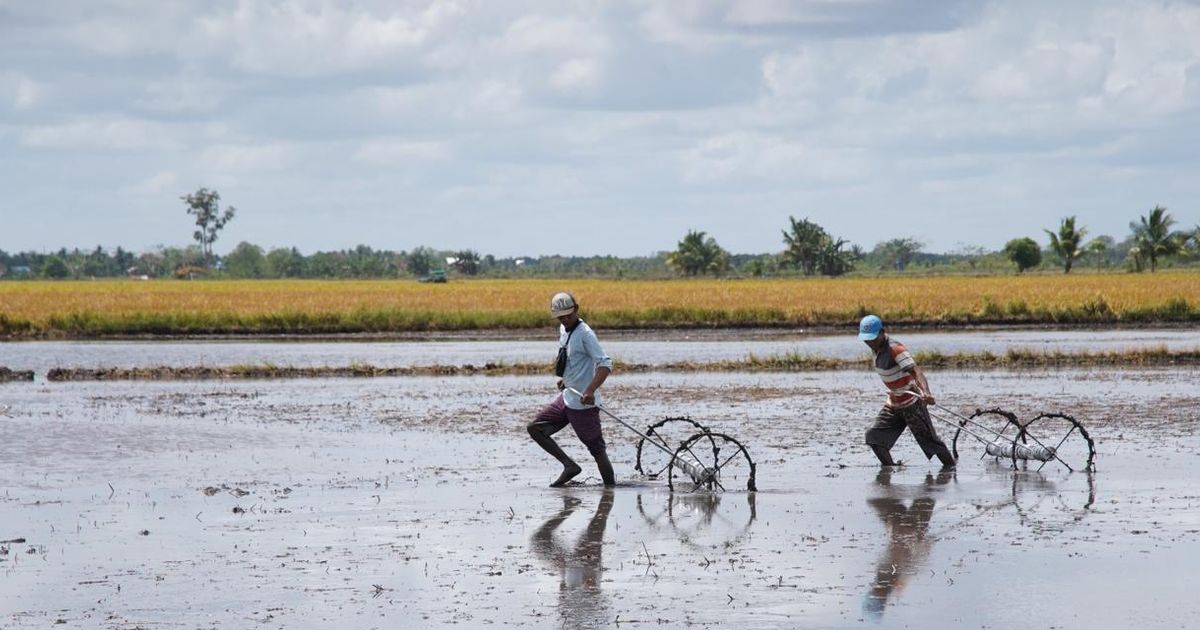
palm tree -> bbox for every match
[781,216,856,276]
[1045,216,1088,274]
[1129,206,1182,272]
[666,230,729,276]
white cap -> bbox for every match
[550,292,577,317]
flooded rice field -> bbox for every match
[5,327,1200,376]
[2,361,1198,629]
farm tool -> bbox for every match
[567,388,757,492]
[927,403,1096,473]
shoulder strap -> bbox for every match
[561,320,583,348]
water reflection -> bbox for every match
[530,490,614,630]
[1012,470,1097,528]
[862,469,953,622]
[636,491,757,550]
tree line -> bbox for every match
[666,207,1198,277]
[0,187,1196,279]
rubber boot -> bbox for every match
[592,449,616,487]
[935,447,957,470]
[871,445,900,467]
[528,424,581,487]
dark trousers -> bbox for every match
[865,401,950,461]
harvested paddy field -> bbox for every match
[2,350,1198,628]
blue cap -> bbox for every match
[858,315,883,341]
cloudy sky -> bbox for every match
[2,0,1198,257]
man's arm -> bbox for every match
[580,329,613,405]
[580,366,611,406]
[912,365,935,405]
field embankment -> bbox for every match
[37,346,1200,381]
[1,274,1198,338]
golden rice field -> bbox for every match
[0,274,1197,336]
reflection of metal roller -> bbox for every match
[985,439,1056,462]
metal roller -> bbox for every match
[985,439,1056,462]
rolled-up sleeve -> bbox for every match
[583,329,613,370]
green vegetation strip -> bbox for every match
[39,347,1200,382]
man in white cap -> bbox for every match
[858,314,956,469]
[527,292,616,487]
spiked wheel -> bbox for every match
[1014,412,1096,473]
[635,416,710,479]
[667,431,757,493]
[952,408,1022,466]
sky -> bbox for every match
[1,0,1198,257]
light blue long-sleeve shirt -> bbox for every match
[559,320,612,409]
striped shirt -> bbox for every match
[873,338,921,408]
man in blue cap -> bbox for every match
[858,314,956,469]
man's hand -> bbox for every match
[556,378,565,391]
[581,390,596,406]
[922,391,936,405]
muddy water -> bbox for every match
[2,368,1199,629]
[4,328,1200,375]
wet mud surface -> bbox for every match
[2,367,1199,628]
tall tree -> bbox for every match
[1044,216,1089,274]
[1130,206,1182,272]
[406,246,438,277]
[781,216,855,276]
[223,242,266,278]
[873,237,924,271]
[666,230,729,276]
[1003,237,1041,274]
[265,247,307,278]
[1085,236,1112,269]
[181,188,236,267]
[41,255,70,279]
[781,217,826,275]
[452,249,481,276]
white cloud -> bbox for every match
[762,48,830,98]
[20,118,182,150]
[190,1,461,76]
[549,58,603,92]
[136,78,230,114]
[682,132,867,184]
[127,170,179,195]
[13,75,42,110]
[199,142,295,173]
[501,14,610,57]
[353,139,451,164]
[2,0,1200,255]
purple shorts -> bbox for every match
[530,394,605,450]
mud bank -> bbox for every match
[33,346,1200,382]
[0,367,34,382]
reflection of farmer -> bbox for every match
[527,292,616,487]
[858,315,956,469]
[862,470,951,621]
[530,489,614,629]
